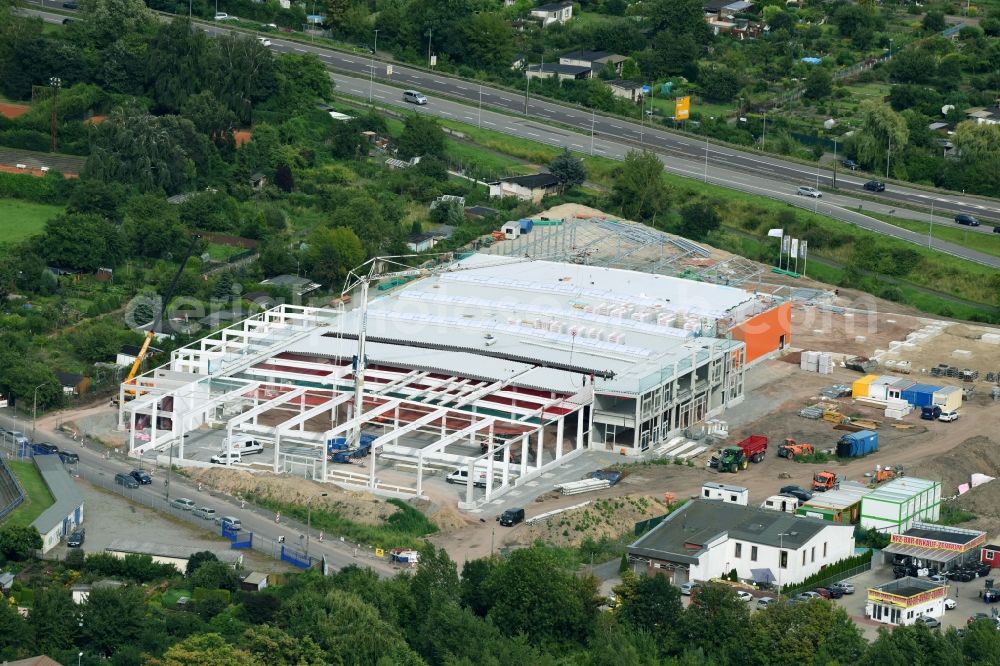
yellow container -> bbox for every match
[852,374,878,399]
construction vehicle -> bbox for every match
[778,438,814,460]
[718,435,768,473]
[868,465,904,486]
[812,471,837,492]
[115,234,201,406]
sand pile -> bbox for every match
[512,494,668,549]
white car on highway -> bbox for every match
[257,36,271,47]
[797,186,822,198]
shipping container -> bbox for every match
[886,378,915,400]
[852,374,878,398]
[900,383,940,408]
[836,430,878,458]
[932,386,962,412]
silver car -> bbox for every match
[171,497,196,511]
[193,506,216,520]
[797,186,822,198]
[756,596,775,610]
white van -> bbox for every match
[223,436,264,455]
[446,463,517,487]
[403,90,427,105]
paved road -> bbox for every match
[0,407,396,577]
[23,5,1000,269]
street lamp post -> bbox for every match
[49,77,61,152]
[928,200,935,247]
[368,30,379,104]
[78,652,83,666]
[305,492,329,559]
[590,109,595,155]
[703,138,709,183]
[31,382,45,442]
[886,134,891,179]
[832,138,838,188]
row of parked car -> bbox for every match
[168,497,242,530]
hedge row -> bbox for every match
[782,549,874,597]
[0,171,74,204]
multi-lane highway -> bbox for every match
[22,4,1000,268]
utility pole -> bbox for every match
[368,30,379,104]
[478,84,483,128]
[31,383,45,442]
[524,73,530,115]
[886,134,891,179]
[427,28,432,67]
[49,77,61,152]
[928,200,935,247]
[590,109,595,155]
[703,138,709,183]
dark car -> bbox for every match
[984,589,1000,604]
[841,159,859,170]
[498,508,525,527]
[58,451,79,464]
[863,180,886,192]
[955,214,980,226]
[974,562,992,577]
[813,587,832,599]
[67,529,85,548]
[114,472,139,489]
[130,469,152,485]
[779,485,813,503]
[62,0,77,7]
[994,226,1000,234]
[822,586,844,599]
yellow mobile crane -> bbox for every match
[116,235,201,404]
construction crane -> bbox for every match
[341,253,539,489]
[118,234,202,403]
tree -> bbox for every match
[483,547,599,647]
[851,101,908,176]
[549,150,587,191]
[699,65,742,102]
[923,10,946,33]
[0,594,29,655]
[397,114,445,160]
[81,585,147,657]
[186,551,219,578]
[460,557,495,616]
[181,90,237,152]
[889,48,937,84]
[648,0,711,43]
[616,574,683,643]
[303,227,365,288]
[610,150,670,222]
[0,524,41,560]
[66,180,127,223]
[804,67,832,100]
[159,632,264,666]
[462,12,514,72]
[145,18,214,114]
[212,33,277,124]
[275,164,294,192]
[243,625,326,665]
[190,560,239,592]
[257,241,298,278]
[677,201,721,241]
[680,584,753,663]
[79,0,156,49]
[28,587,77,654]
[748,596,866,666]
[650,32,700,80]
[121,194,188,259]
[70,320,125,363]
[41,213,121,271]
[268,53,334,115]
[833,3,878,38]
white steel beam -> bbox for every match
[274,392,355,434]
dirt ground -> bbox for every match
[510,494,669,549]
[0,102,30,119]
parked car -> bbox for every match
[915,615,941,629]
[210,451,243,464]
[218,516,242,531]
[944,598,957,610]
[114,473,139,489]
[993,226,1000,234]
[130,469,152,485]
[822,586,844,599]
[213,12,234,20]
[67,529,85,547]
[58,451,79,464]
[813,588,832,599]
[33,442,59,455]
[498,508,525,527]
[938,410,960,422]
[955,214,980,226]
[756,596,775,610]
[736,590,753,602]
[257,37,271,47]
[841,159,859,170]
[171,497,196,511]
[779,485,813,503]
[983,589,1000,603]
[679,582,701,596]
[929,574,947,585]
[974,562,992,577]
[967,612,991,625]
[795,591,822,602]
[863,180,886,192]
[797,186,822,198]
[829,582,855,594]
[193,506,216,520]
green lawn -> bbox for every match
[858,209,1000,258]
[0,199,63,243]
[3,460,54,528]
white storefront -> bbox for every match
[866,577,948,626]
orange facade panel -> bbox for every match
[731,301,791,363]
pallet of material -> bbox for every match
[660,438,695,456]
[677,446,708,461]
[668,440,701,458]
[653,436,686,456]
[834,423,864,432]
[555,479,611,495]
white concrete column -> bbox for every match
[151,399,159,453]
[520,434,529,476]
[416,452,424,497]
[465,459,475,505]
[485,422,495,498]
[577,407,585,450]
[555,416,564,460]
[273,433,281,473]
[129,409,137,452]
[535,426,544,469]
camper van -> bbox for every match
[761,495,799,514]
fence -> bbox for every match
[0,454,25,521]
[782,556,873,597]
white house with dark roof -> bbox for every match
[488,174,562,202]
[559,50,629,77]
[525,63,592,82]
[530,1,573,26]
[627,499,856,588]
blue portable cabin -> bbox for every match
[518,218,534,234]
[836,430,878,458]
[900,383,940,408]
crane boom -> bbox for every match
[121,235,202,398]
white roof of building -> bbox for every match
[290,256,753,394]
[800,481,869,510]
[863,477,940,503]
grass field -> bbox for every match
[3,460,54,528]
[857,209,1000,258]
[0,199,63,242]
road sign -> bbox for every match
[387,65,393,75]
[375,548,384,557]
[676,96,691,121]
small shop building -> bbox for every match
[866,576,948,626]
[881,522,987,571]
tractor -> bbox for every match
[778,438,814,460]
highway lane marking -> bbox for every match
[484,121,496,126]
[440,110,454,116]
[295,48,306,52]
[526,131,540,137]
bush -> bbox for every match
[782,549,873,596]
[0,171,73,203]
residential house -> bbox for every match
[627,499,856,588]
[525,63,591,82]
[260,274,322,297]
[55,371,88,396]
[488,174,562,203]
[198,309,244,328]
[243,290,277,309]
[559,50,629,77]
[607,80,645,102]
[703,0,754,35]
[250,172,267,191]
[4,657,64,666]
[966,106,1000,125]
[530,1,573,26]
[241,571,270,591]
[511,53,526,70]
[406,232,444,253]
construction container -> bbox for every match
[886,378,915,400]
[518,218,534,234]
[852,374,878,398]
[859,477,942,534]
[900,383,940,408]
[501,221,520,240]
[836,430,878,457]
[932,386,962,412]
